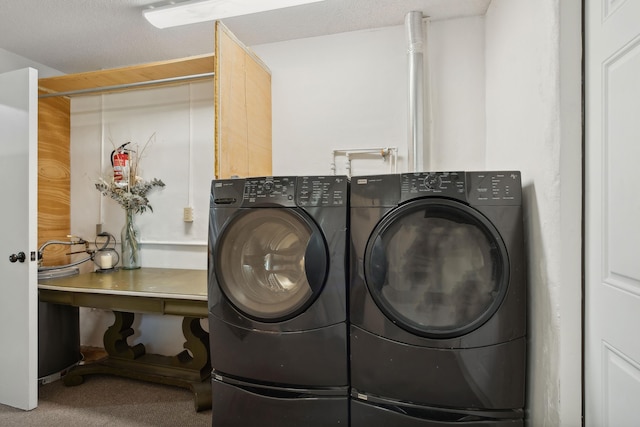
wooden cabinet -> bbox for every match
[37,21,272,265]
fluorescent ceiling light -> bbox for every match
[144,0,326,29]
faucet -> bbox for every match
[38,236,90,270]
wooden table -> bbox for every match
[38,268,211,411]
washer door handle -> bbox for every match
[303,232,328,292]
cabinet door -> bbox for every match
[215,21,272,179]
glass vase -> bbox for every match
[121,209,141,269]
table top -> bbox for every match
[38,267,208,301]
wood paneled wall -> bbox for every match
[38,94,71,266]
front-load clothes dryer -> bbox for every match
[349,171,526,427]
[208,175,349,427]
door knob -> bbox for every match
[9,252,26,263]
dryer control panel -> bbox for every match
[297,176,348,207]
[467,171,522,206]
[401,172,466,201]
[399,171,522,205]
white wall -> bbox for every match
[485,0,582,426]
[0,48,62,77]
[427,16,486,170]
[252,18,486,176]
[70,83,214,258]
[254,26,409,177]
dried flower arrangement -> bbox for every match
[95,133,166,214]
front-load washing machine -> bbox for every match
[350,171,526,426]
[208,175,349,427]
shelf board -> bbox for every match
[38,54,215,97]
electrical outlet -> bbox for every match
[183,207,194,223]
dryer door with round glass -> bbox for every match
[364,199,509,339]
[215,208,327,322]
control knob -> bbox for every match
[424,174,440,190]
[263,180,274,193]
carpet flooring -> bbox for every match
[0,374,212,427]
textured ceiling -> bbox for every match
[0,0,490,74]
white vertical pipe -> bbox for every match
[406,11,424,172]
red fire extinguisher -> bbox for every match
[111,142,131,184]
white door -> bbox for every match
[0,68,39,410]
[585,1,640,425]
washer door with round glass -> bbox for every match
[215,208,328,322]
[364,199,509,339]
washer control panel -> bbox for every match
[236,176,348,207]
[242,176,297,206]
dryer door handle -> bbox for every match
[366,236,388,289]
[304,232,328,293]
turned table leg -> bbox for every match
[172,316,211,377]
[104,311,146,359]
